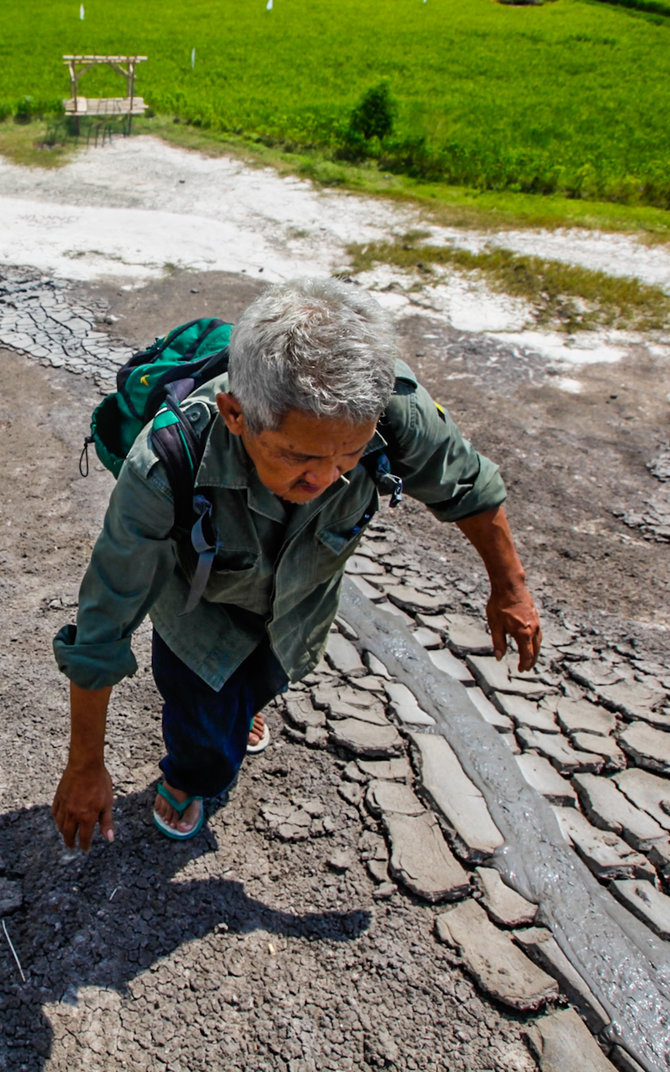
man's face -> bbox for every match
[216,393,377,503]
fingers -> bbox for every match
[489,620,507,661]
[52,765,114,852]
[486,601,508,661]
[514,621,543,672]
[100,804,115,844]
[51,796,110,853]
[487,600,542,672]
[52,802,78,850]
[487,585,542,673]
[531,623,543,666]
[53,808,95,852]
[515,632,535,672]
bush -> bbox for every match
[334,126,370,162]
[13,95,62,123]
[379,135,444,180]
[591,0,670,15]
[348,81,396,142]
[335,81,397,161]
[14,95,36,123]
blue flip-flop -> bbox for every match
[153,783,205,840]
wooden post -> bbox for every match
[66,56,80,135]
[127,58,136,134]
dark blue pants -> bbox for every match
[152,630,289,797]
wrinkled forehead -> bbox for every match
[261,408,378,458]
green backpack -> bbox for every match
[84,317,231,478]
[82,317,233,521]
[80,317,233,612]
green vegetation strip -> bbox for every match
[3,114,670,244]
[593,0,670,16]
[1,0,670,210]
[347,236,670,331]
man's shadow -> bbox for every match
[0,790,371,1071]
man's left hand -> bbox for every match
[486,584,542,672]
[456,506,542,673]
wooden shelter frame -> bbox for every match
[63,54,148,133]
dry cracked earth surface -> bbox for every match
[0,137,669,1072]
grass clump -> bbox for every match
[347,235,670,332]
[0,116,80,167]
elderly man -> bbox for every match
[52,278,541,849]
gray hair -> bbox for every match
[227,278,396,433]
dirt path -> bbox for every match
[1,137,669,1071]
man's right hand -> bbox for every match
[52,682,114,851]
[52,762,115,852]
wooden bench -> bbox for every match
[62,55,148,132]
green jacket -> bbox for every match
[53,361,505,691]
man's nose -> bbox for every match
[305,459,342,488]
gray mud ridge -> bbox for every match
[618,446,670,544]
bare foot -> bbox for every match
[248,711,267,750]
[153,781,202,835]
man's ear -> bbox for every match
[216,392,246,436]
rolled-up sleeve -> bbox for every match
[53,460,177,689]
[385,378,507,522]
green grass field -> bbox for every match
[1,0,670,209]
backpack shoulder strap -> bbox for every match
[150,390,205,532]
[150,395,219,615]
[360,368,416,508]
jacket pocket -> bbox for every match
[205,549,268,612]
[212,549,260,573]
[312,492,378,582]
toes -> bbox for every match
[176,801,201,833]
[155,785,202,834]
[249,713,265,745]
[155,799,175,827]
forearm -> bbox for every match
[456,505,526,594]
[53,462,177,690]
[53,683,115,850]
[68,682,112,770]
[456,504,541,669]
